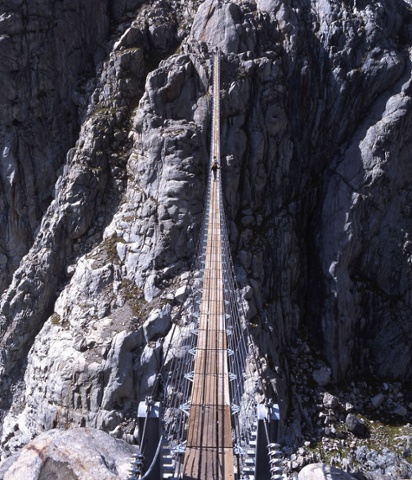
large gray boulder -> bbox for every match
[299,463,357,480]
[1,428,136,480]
[346,414,366,437]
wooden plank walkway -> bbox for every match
[182,51,234,480]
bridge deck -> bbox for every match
[182,51,234,480]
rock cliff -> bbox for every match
[0,0,412,478]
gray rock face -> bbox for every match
[107,51,210,297]
[0,0,110,292]
[307,3,412,382]
[0,0,411,476]
[0,0,192,460]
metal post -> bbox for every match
[137,400,162,480]
[255,403,281,480]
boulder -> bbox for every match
[313,367,332,387]
[346,414,366,437]
[393,405,407,417]
[143,304,172,342]
[323,392,340,409]
[256,0,281,14]
[175,285,189,303]
[299,463,357,479]
[371,393,385,409]
[1,428,136,480]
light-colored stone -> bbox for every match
[143,304,172,342]
[256,0,282,14]
[175,285,189,303]
[299,463,357,479]
[323,392,340,409]
[190,0,256,54]
[1,428,136,480]
[345,402,355,413]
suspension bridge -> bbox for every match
[129,47,282,480]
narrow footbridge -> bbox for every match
[129,48,282,480]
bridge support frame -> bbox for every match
[137,399,162,480]
[255,403,280,480]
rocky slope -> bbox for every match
[0,0,412,478]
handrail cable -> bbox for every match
[138,435,164,480]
